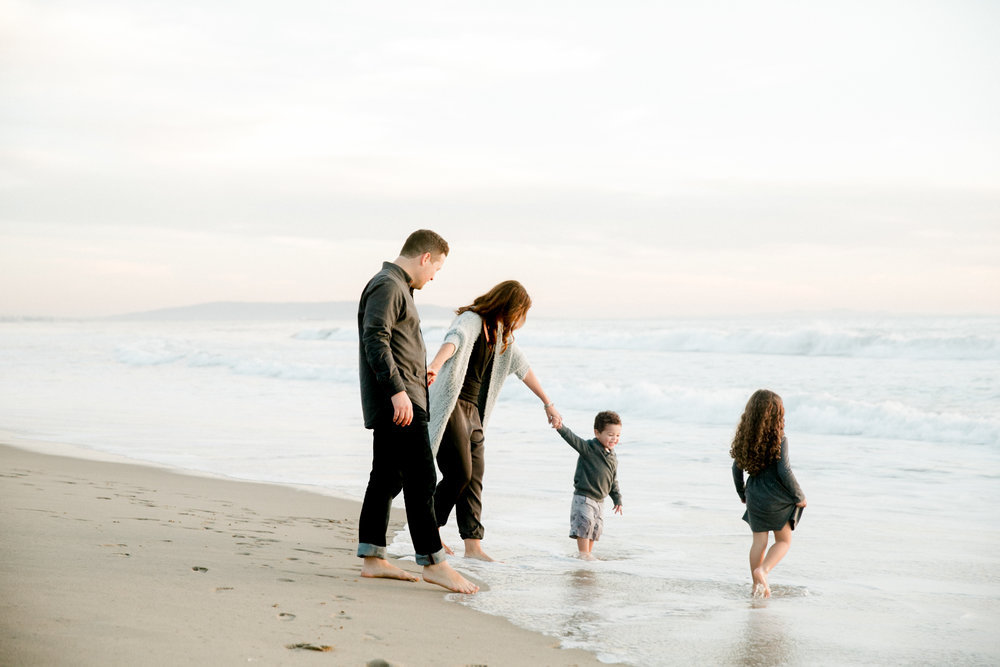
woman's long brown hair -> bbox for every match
[730,389,785,475]
[456,280,532,354]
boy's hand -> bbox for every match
[426,367,438,386]
[613,505,623,515]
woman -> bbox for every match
[427,280,561,561]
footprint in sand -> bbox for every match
[278,612,296,621]
[192,566,208,573]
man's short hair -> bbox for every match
[594,410,622,433]
[400,229,449,258]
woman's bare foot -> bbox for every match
[463,539,495,562]
[422,561,479,594]
[360,557,419,582]
[751,567,770,598]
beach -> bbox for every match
[0,441,608,666]
[2,316,998,665]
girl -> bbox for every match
[427,280,561,561]
[730,389,807,598]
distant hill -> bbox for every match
[108,301,457,321]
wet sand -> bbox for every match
[0,442,607,666]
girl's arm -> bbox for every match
[520,368,562,428]
[426,342,457,386]
[732,460,746,503]
[777,438,806,505]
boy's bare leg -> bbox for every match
[463,538,494,562]
[576,537,596,561]
[360,556,419,582]
[423,561,479,594]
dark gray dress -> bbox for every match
[732,436,806,532]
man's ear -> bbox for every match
[420,252,432,265]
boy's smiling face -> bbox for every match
[595,424,622,451]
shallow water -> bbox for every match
[1,316,998,665]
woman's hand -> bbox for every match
[545,404,562,429]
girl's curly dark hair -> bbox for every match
[456,280,532,354]
[730,389,785,475]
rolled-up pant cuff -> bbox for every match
[415,548,448,566]
[357,543,387,560]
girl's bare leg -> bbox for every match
[749,532,769,596]
[761,523,792,574]
[752,523,793,598]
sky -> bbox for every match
[2,0,999,318]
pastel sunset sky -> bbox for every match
[2,0,998,317]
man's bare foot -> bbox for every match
[463,539,495,562]
[360,557,419,582]
[422,561,479,594]
[751,567,770,598]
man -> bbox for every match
[356,229,478,594]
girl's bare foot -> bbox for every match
[422,561,479,594]
[751,567,770,598]
[360,557,419,582]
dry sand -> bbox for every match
[0,442,609,666]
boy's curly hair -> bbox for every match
[730,389,784,475]
[594,410,621,433]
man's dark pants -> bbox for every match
[357,406,446,565]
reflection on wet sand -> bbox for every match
[733,604,796,666]
[558,569,601,642]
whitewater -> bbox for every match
[1,315,998,665]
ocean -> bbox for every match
[2,315,998,665]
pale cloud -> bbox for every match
[1,0,998,317]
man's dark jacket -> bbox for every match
[357,262,429,428]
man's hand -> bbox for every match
[391,391,414,426]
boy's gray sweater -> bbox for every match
[557,425,622,506]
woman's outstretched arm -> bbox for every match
[521,368,562,428]
[427,342,457,386]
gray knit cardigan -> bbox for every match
[428,311,530,455]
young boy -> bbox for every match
[556,411,623,560]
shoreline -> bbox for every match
[0,441,610,666]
